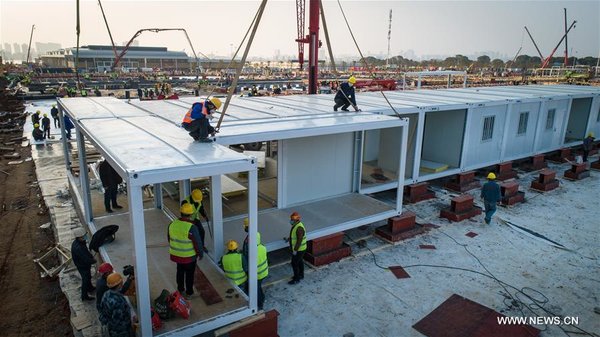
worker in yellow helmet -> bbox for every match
[168,203,203,299]
[31,110,42,125]
[181,97,222,142]
[32,123,44,141]
[180,188,209,251]
[287,212,307,285]
[480,172,501,224]
[220,240,248,292]
[582,132,595,162]
[41,113,51,139]
[334,76,359,112]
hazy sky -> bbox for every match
[0,0,598,60]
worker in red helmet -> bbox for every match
[286,212,307,285]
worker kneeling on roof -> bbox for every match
[181,97,222,143]
[334,76,359,112]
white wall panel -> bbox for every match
[504,102,540,159]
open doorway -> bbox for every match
[419,109,467,176]
[564,97,592,143]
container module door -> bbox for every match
[538,99,569,152]
[464,105,507,167]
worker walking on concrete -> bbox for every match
[41,113,51,139]
[99,160,124,213]
[181,97,222,142]
[168,204,203,299]
[51,104,60,128]
[481,172,501,224]
[32,123,44,141]
[71,227,97,301]
[181,189,209,249]
[99,272,134,337]
[221,240,248,292]
[287,212,307,285]
[242,231,269,310]
[582,132,595,162]
[334,76,358,112]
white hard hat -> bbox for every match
[73,227,87,238]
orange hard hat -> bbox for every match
[290,212,301,221]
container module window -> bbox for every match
[517,112,529,135]
[546,109,556,130]
[481,116,495,141]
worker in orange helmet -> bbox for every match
[287,212,307,285]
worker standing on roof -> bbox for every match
[168,204,203,299]
[51,104,60,128]
[181,189,209,250]
[41,113,51,139]
[287,212,307,285]
[582,132,595,162]
[481,172,501,225]
[71,227,97,301]
[221,240,248,292]
[181,97,221,143]
[99,272,134,337]
[241,229,268,310]
[334,76,358,112]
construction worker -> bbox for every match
[71,227,97,301]
[333,76,358,112]
[241,217,262,263]
[41,113,51,139]
[180,188,209,249]
[137,88,143,100]
[242,231,268,310]
[63,114,74,140]
[51,104,60,128]
[99,272,134,337]
[99,160,124,213]
[221,240,248,292]
[95,263,133,312]
[181,97,221,142]
[168,203,203,299]
[287,212,307,285]
[32,123,44,141]
[582,132,595,162]
[31,110,41,125]
[481,172,501,224]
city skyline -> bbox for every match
[1,1,598,61]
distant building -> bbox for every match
[13,43,21,54]
[40,45,191,71]
[35,42,61,56]
[3,43,12,54]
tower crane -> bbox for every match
[295,0,321,94]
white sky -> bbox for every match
[0,0,598,60]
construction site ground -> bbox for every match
[6,98,599,337]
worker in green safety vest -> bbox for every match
[241,223,269,310]
[181,189,209,251]
[221,240,248,292]
[287,211,306,285]
[168,203,203,299]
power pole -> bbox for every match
[564,8,568,67]
[26,25,35,64]
[386,9,392,69]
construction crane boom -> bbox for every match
[26,25,35,64]
[295,0,306,70]
[386,9,392,69]
[295,0,320,94]
[541,20,576,69]
[524,26,544,60]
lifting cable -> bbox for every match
[336,0,401,118]
[215,0,268,131]
[75,0,82,90]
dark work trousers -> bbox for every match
[53,117,60,128]
[484,201,497,224]
[290,250,305,281]
[183,119,215,141]
[77,266,94,300]
[176,261,196,296]
[583,149,589,162]
[43,127,51,139]
[257,278,265,309]
[104,185,119,211]
[334,97,351,111]
[193,220,206,248]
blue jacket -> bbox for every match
[190,101,210,120]
[481,181,501,203]
[335,82,356,105]
[63,115,74,130]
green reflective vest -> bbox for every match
[222,252,247,286]
[168,219,195,258]
[290,222,307,252]
[257,244,269,280]
[184,196,202,221]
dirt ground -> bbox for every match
[0,89,73,336]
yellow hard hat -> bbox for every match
[180,203,194,215]
[209,97,222,110]
[52,104,56,107]
[227,240,238,251]
[348,76,356,84]
[43,113,48,117]
[243,218,249,229]
[107,272,124,288]
[191,189,203,202]
[36,110,41,114]
[487,172,496,180]
[588,132,595,138]
[34,123,40,128]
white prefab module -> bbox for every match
[57,95,409,336]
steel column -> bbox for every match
[179,179,191,202]
[76,129,93,223]
[397,124,409,213]
[412,111,426,181]
[307,0,320,94]
[247,169,258,312]
[210,175,224,262]
[153,183,163,209]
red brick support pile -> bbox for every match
[547,148,573,163]
[375,211,427,242]
[564,163,590,180]
[228,310,280,337]
[440,194,482,222]
[304,232,351,267]
[403,182,435,203]
[520,154,547,172]
[591,159,600,170]
[530,169,559,192]
[500,180,525,206]
[496,161,517,181]
[444,171,481,192]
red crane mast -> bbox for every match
[295,0,321,94]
